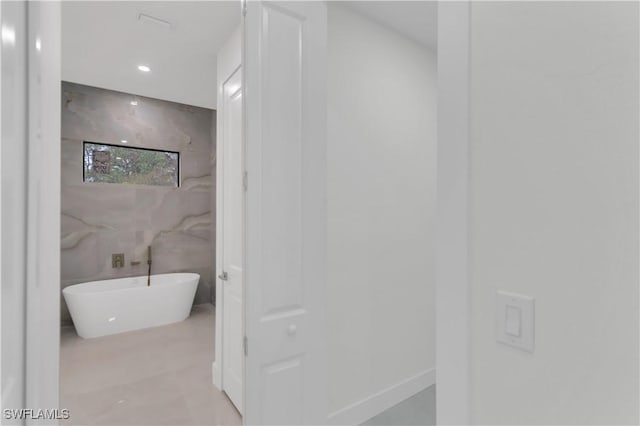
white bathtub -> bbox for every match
[63,273,199,339]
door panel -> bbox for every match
[261,356,304,425]
[260,3,303,316]
[244,2,327,424]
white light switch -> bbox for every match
[505,305,521,337]
[497,291,534,352]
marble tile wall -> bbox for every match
[61,82,216,325]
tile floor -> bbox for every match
[60,304,241,426]
[362,386,436,426]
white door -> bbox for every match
[243,1,328,424]
[220,66,244,413]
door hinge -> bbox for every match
[243,171,248,192]
[243,336,248,356]
[241,0,247,17]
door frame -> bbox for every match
[2,0,62,417]
[436,2,471,424]
[0,0,30,413]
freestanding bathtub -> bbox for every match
[63,273,199,339]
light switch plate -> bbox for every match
[505,305,521,337]
[496,291,534,352]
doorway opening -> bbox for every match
[58,2,244,425]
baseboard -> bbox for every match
[212,361,221,390]
[328,368,436,425]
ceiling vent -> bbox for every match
[137,13,174,30]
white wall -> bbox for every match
[469,2,639,424]
[327,4,437,422]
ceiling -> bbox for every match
[62,1,241,109]
[62,1,436,110]
[343,1,437,51]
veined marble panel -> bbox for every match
[134,190,211,231]
[61,82,216,325]
[62,83,213,154]
[62,185,137,232]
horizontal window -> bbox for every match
[83,142,179,187]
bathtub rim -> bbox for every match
[62,272,201,296]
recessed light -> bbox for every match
[130,100,138,106]
[137,65,151,72]
[35,38,41,51]
[121,140,128,144]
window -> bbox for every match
[83,142,180,187]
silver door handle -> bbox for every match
[218,271,228,281]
